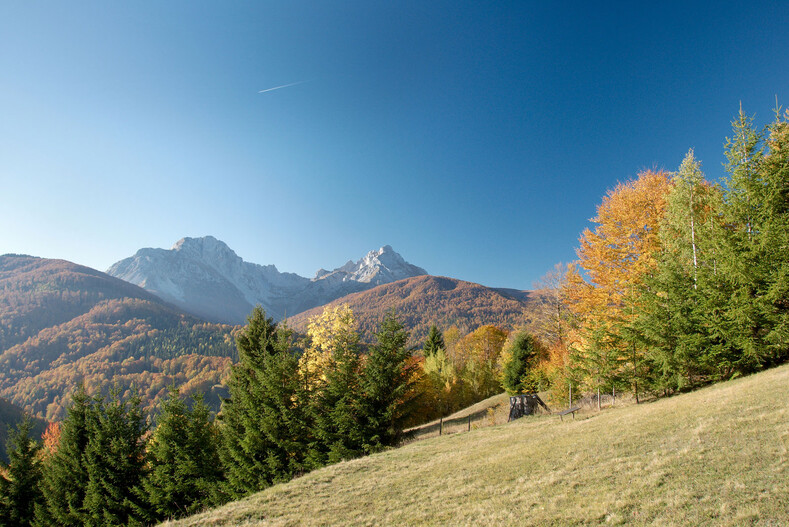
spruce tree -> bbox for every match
[82,390,149,527]
[314,323,364,463]
[256,335,316,481]
[422,325,445,357]
[501,330,540,395]
[0,417,43,527]
[219,307,280,497]
[634,151,721,391]
[359,312,417,450]
[719,107,769,374]
[759,108,789,364]
[144,387,223,522]
[35,387,92,527]
[220,309,316,496]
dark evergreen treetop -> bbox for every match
[0,416,43,527]
[359,311,417,450]
[502,330,541,395]
[35,386,91,527]
[144,386,224,522]
[422,324,445,357]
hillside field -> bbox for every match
[166,363,788,526]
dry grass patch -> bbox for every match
[166,364,789,526]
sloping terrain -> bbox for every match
[288,275,533,344]
[0,255,237,420]
[167,363,789,526]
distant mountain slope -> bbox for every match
[0,255,237,420]
[107,236,428,324]
[0,397,47,463]
[0,254,163,351]
[287,275,532,345]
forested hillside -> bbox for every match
[0,255,238,420]
[288,275,533,345]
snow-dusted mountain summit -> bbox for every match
[107,236,427,324]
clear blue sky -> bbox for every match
[2,1,788,289]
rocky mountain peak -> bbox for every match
[172,236,239,263]
[108,238,427,323]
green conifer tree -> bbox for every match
[219,307,280,497]
[501,330,541,395]
[255,326,316,482]
[219,309,316,496]
[314,324,364,463]
[359,312,417,451]
[144,387,223,522]
[634,151,722,390]
[422,325,445,357]
[758,108,789,364]
[35,387,92,527]
[82,390,149,526]
[0,417,43,527]
[719,107,769,373]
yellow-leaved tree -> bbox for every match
[298,304,357,391]
[563,169,671,403]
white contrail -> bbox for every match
[258,81,306,94]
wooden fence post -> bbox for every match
[439,417,443,436]
[468,415,471,432]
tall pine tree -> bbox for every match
[359,312,417,451]
[0,417,43,527]
[422,325,445,357]
[82,390,149,526]
[144,387,224,522]
[314,320,364,463]
[219,306,280,497]
[35,387,92,526]
[720,107,769,374]
[759,108,789,364]
[220,308,315,497]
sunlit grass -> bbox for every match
[165,363,789,526]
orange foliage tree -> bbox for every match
[563,170,672,401]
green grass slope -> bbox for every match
[167,363,789,526]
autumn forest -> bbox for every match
[1,106,789,525]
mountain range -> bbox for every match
[107,236,428,324]
[1,238,533,422]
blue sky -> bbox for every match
[1,1,788,289]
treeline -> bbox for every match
[0,305,417,525]
[522,106,789,404]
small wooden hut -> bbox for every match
[508,393,550,421]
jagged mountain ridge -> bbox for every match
[107,236,428,324]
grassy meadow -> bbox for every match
[166,363,789,526]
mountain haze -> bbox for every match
[107,237,428,324]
